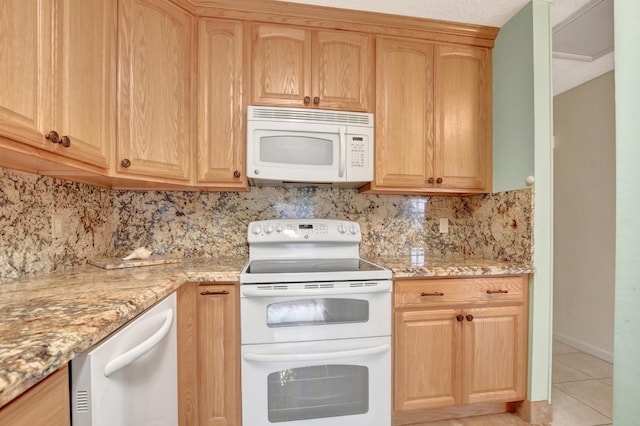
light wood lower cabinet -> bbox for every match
[393,276,528,424]
[0,366,70,426]
[178,282,241,426]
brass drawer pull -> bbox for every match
[486,289,509,294]
[200,290,230,296]
[421,292,444,297]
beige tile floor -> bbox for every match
[419,340,613,426]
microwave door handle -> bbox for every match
[338,126,346,178]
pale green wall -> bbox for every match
[493,0,553,403]
[493,3,535,192]
[613,1,640,423]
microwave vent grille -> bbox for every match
[249,106,371,126]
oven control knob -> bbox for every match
[349,225,357,235]
[275,225,283,233]
[265,225,274,234]
[337,224,346,234]
[252,225,262,235]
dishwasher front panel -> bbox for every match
[71,293,177,426]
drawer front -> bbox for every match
[394,276,526,308]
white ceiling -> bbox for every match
[279,0,614,96]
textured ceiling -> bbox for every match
[279,0,613,96]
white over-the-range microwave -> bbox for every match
[246,106,374,187]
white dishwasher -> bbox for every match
[71,293,177,426]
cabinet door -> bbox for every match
[198,284,241,426]
[117,0,193,181]
[312,30,373,112]
[196,18,247,189]
[0,366,70,426]
[461,305,526,405]
[53,0,113,168]
[0,0,53,148]
[394,308,460,412]
[433,44,491,191]
[251,24,311,107]
[373,37,435,189]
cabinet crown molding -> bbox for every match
[173,0,499,47]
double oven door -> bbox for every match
[240,280,392,426]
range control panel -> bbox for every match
[247,219,361,243]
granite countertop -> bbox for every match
[0,257,246,409]
[0,255,532,409]
[368,255,533,278]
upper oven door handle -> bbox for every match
[243,343,390,363]
[241,282,392,297]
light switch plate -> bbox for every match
[439,218,449,233]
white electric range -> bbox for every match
[239,218,392,426]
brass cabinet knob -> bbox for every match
[313,96,320,105]
[428,177,434,184]
[233,170,241,178]
[46,131,60,144]
[456,314,464,322]
[436,177,443,184]
[304,96,311,104]
[60,136,71,148]
[121,158,131,168]
[466,314,474,322]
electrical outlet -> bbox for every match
[439,218,449,234]
[51,214,64,238]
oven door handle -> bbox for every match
[243,343,389,363]
[241,284,391,297]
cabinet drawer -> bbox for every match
[394,276,526,308]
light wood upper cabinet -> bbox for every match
[371,36,435,189]
[0,0,52,149]
[0,0,112,169]
[251,24,373,111]
[53,0,114,168]
[393,276,528,423]
[363,36,492,195]
[433,44,491,191]
[196,18,247,189]
[117,0,194,182]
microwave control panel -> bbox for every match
[348,135,368,168]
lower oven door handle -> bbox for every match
[243,343,389,363]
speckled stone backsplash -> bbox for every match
[111,186,532,263]
[0,168,114,283]
[1,165,532,283]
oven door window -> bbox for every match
[266,298,368,328]
[268,364,368,423]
